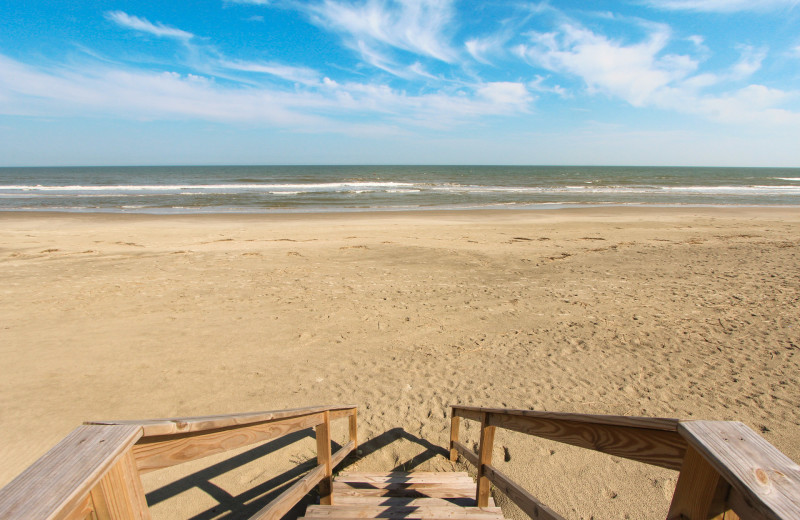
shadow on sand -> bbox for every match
[144,427,450,520]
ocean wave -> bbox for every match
[0,181,416,192]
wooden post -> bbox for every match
[349,409,358,452]
[449,413,460,462]
[90,450,151,520]
[668,445,736,520]
[316,411,333,505]
[476,412,496,508]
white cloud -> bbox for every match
[106,11,194,40]
[518,23,697,106]
[528,75,568,97]
[476,82,532,107]
[225,0,271,5]
[465,34,510,65]
[221,60,322,85]
[515,19,800,126]
[730,45,767,79]
[0,54,532,131]
[641,0,799,12]
[304,0,458,70]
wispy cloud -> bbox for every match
[640,0,800,12]
[225,0,271,5]
[302,0,458,74]
[516,22,696,107]
[220,60,322,85]
[465,33,511,65]
[514,19,800,126]
[106,11,195,40]
[0,53,532,131]
[730,45,767,79]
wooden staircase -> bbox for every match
[301,471,505,520]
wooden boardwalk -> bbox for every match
[301,472,505,520]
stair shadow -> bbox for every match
[145,430,320,520]
[346,427,449,472]
[143,427,447,520]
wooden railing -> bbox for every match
[450,405,800,520]
[0,404,357,520]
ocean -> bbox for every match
[1,165,799,213]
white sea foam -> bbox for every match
[0,181,416,192]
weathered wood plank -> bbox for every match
[334,476,474,485]
[61,493,94,520]
[317,411,333,506]
[0,425,142,520]
[451,406,680,432]
[453,441,479,468]
[679,420,800,520]
[331,440,355,470]
[132,412,324,473]
[88,405,356,437]
[667,445,727,519]
[476,413,495,508]
[332,485,477,499]
[303,505,503,519]
[336,472,470,478]
[331,497,484,507]
[452,408,484,423]
[483,464,565,520]
[488,412,686,470]
[248,464,326,520]
[333,482,476,491]
[349,410,358,451]
[330,408,355,422]
[450,415,461,462]
[91,450,150,520]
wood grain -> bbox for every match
[317,411,333,506]
[91,450,150,520]
[452,441,479,468]
[451,406,680,432]
[487,412,686,470]
[482,464,564,520]
[476,413,495,508]
[349,410,359,451]
[303,505,504,518]
[679,420,800,520]
[331,440,355,470]
[87,405,356,437]
[667,445,727,519]
[131,412,325,473]
[249,464,326,520]
[449,415,460,462]
[0,425,142,520]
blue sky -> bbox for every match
[1,0,799,166]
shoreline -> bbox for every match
[2,204,800,221]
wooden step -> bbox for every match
[303,505,504,519]
[333,483,476,498]
[336,472,470,478]
[335,475,473,484]
[333,497,495,508]
[307,472,505,520]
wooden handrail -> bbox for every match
[450,405,800,520]
[0,405,357,520]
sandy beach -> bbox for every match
[1,207,798,519]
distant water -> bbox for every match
[1,165,799,213]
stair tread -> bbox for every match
[306,472,505,520]
[304,505,503,519]
[333,497,495,507]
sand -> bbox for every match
[1,207,798,519]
